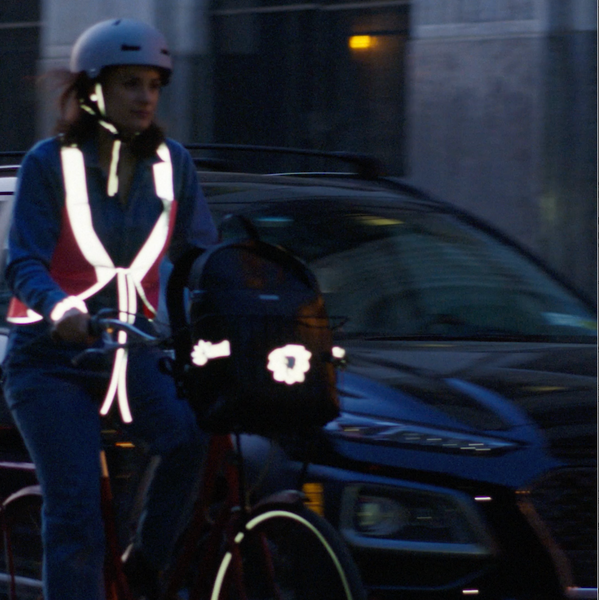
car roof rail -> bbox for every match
[0,146,388,180]
[185,144,387,180]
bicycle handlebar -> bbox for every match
[88,313,161,343]
[72,311,168,368]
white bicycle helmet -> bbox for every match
[70,18,172,82]
[69,19,172,197]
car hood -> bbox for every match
[338,339,597,464]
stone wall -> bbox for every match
[406,0,597,299]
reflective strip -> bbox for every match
[50,296,89,323]
[7,145,174,331]
[7,307,44,324]
[129,146,175,314]
[100,269,136,422]
[60,143,174,423]
[130,211,173,314]
[191,339,231,366]
[86,83,123,197]
[61,146,115,290]
[154,143,175,201]
[210,552,232,600]
[267,344,312,385]
[244,510,354,600]
[106,139,122,197]
[90,83,107,117]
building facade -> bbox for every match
[0,0,596,299]
[407,0,597,301]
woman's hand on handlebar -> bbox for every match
[51,308,94,344]
[69,310,168,367]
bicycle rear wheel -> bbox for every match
[211,501,366,600]
[0,486,43,600]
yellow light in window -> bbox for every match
[349,35,374,50]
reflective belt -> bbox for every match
[59,143,174,422]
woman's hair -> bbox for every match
[53,69,165,158]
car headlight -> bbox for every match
[325,412,519,455]
[340,483,497,556]
[356,494,410,537]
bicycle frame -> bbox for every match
[1,316,362,600]
[162,432,251,600]
[101,449,134,600]
[0,450,136,600]
[163,431,310,600]
[0,432,261,599]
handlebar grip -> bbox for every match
[86,312,160,343]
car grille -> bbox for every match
[518,467,597,589]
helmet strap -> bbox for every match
[89,82,107,117]
[106,138,122,197]
[81,82,125,197]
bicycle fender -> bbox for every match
[2,485,42,508]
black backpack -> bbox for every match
[167,223,340,436]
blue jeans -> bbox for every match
[3,324,206,600]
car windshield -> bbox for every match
[213,198,597,342]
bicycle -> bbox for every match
[0,314,367,600]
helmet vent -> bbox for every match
[160,49,170,56]
[121,44,141,52]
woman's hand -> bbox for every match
[51,308,93,344]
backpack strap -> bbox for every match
[166,247,206,335]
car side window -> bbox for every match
[214,202,596,341]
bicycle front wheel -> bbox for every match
[211,501,366,600]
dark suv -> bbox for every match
[0,147,596,600]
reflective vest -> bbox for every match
[7,143,177,422]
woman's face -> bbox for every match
[101,65,163,136]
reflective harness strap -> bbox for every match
[7,308,45,324]
[59,143,175,422]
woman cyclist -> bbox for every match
[2,18,217,600]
